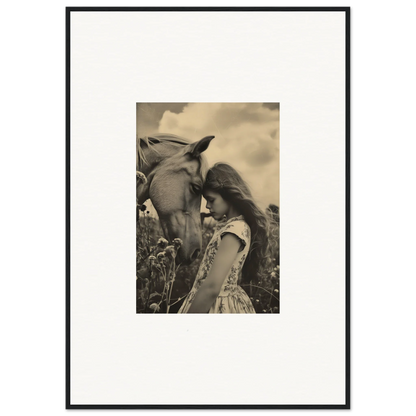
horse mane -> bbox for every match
[137,133,209,179]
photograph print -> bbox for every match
[136,103,280,314]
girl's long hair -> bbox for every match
[203,163,270,284]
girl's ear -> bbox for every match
[185,135,215,158]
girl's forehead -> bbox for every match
[203,189,220,199]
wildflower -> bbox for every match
[148,255,157,264]
[273,266,280,272]
[157,251,166,261]
[173,238,183,249]
[157,253,169,268]
[165,245,176,258]
[270,272,278,284]
[136,171,147,184]
[274,289,279,293]
[255,299,260,303]
[157,237,168,249]
[149,303,160,312]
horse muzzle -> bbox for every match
[177,247,200,265]
[159,214,202,265]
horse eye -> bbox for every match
[191,184,201,194]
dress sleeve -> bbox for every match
[220,221,250,253]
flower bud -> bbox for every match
[173,238,183,249]
[165,245,176,258]
[149,303,160,312]
[136,171,147,184]
[157,237,168,249]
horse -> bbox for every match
[137,133,214,265]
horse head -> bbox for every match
[141,135,214,265]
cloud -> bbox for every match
[136,103,188,138]
[156,103,279,209]
[241,136,278,167]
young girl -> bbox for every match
[178,163,269,314]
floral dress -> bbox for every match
[178,215,256,314]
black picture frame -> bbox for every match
[61,2,357,414]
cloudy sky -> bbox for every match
[137,103,279,213]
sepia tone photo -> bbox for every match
[136,103,280,313]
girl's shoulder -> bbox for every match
[220,216,251,245]
[226,215,250,229]
[213,215,250,233]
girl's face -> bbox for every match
[203,189,230,221]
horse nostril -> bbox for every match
[191,249,200,261]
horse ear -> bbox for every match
[186,135,215,158]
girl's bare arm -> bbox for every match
[187,234,241,313]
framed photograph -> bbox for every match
[135,102,280,316]
[67,7,350,409]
